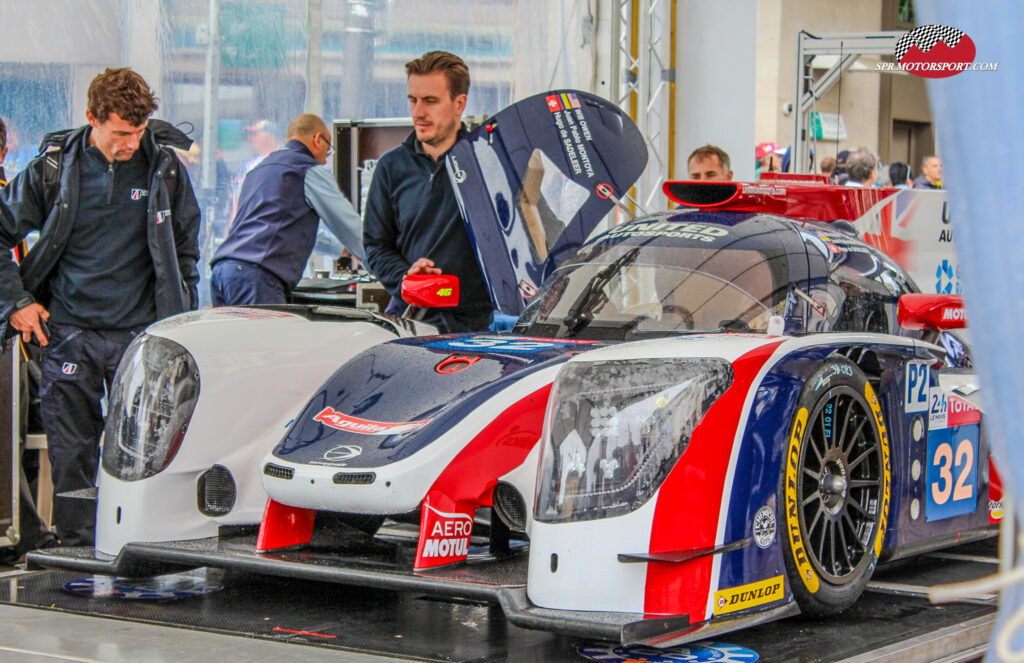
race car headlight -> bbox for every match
[534,358,732,523]
[101,334,200,481]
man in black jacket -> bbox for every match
[0,68,201,546]
[363,51,492,332]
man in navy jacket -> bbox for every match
[0,68,200,546]
[210,113,363,305]
[362,51,492,332]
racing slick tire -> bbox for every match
[779,356,891,617]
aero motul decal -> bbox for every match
[643,341,784,620]
[313,407,431,435]
[418,503,473,561]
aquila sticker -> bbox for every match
[313,408,430,436]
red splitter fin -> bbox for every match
[643,341,784,619]
[414,384,553,570]
[415,493,476,570]
[256,498,316,552]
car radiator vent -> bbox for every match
[492,482,527,532]
[197,464,237,516]
[263,463,294,480]
[332,472,376,485]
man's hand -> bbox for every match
[406,258,442,276]
[10,302,50,346]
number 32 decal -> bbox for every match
[926,426,980,521]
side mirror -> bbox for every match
[898,294,966,330]
[402,273,460,309]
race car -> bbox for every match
[254,179,994,646]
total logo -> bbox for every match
[577,642,759,662]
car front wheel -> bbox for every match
[779,356,891,617]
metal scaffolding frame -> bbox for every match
[791,31,903,174]
[609,0,675,211]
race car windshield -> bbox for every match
[517,244,787,340]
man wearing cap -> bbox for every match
[242,119,281,175]
[755,142,783,174]
[210,113,363,306]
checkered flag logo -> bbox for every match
[896,25,965,62]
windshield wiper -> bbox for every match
[562,247,640,336]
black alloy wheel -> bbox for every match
[780,356,890,616]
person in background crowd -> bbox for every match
[755,142,783,175]
[843,150,878,187]
[687,144,733,181]
[0,68,200,547]
[210,113,363,306]
[832,150,851,185]
[820,156,836,182]
[889,162,913,189]
[363,50,493,333]
[241,120,281,176]
[914,155,942,189]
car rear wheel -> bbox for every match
[780,356,891,617]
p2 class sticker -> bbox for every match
[577,642,759,662]
[63,570,223,599]
[905,360,930,413]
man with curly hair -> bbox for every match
[0,67,200,546]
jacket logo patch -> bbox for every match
[313,407,431,436]
[156,210,171,224]
[61,362,78,375]
[130,188,149,200]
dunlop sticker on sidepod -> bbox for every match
[714,575,784,615]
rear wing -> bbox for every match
[662,179,899,222]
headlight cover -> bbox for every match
[534,358,733,523]
[101,334,200,481]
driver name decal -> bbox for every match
[548,91,596,178]
[313,408,431,436]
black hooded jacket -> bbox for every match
[0,119,201,336]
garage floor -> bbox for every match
[0,539,999,662]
